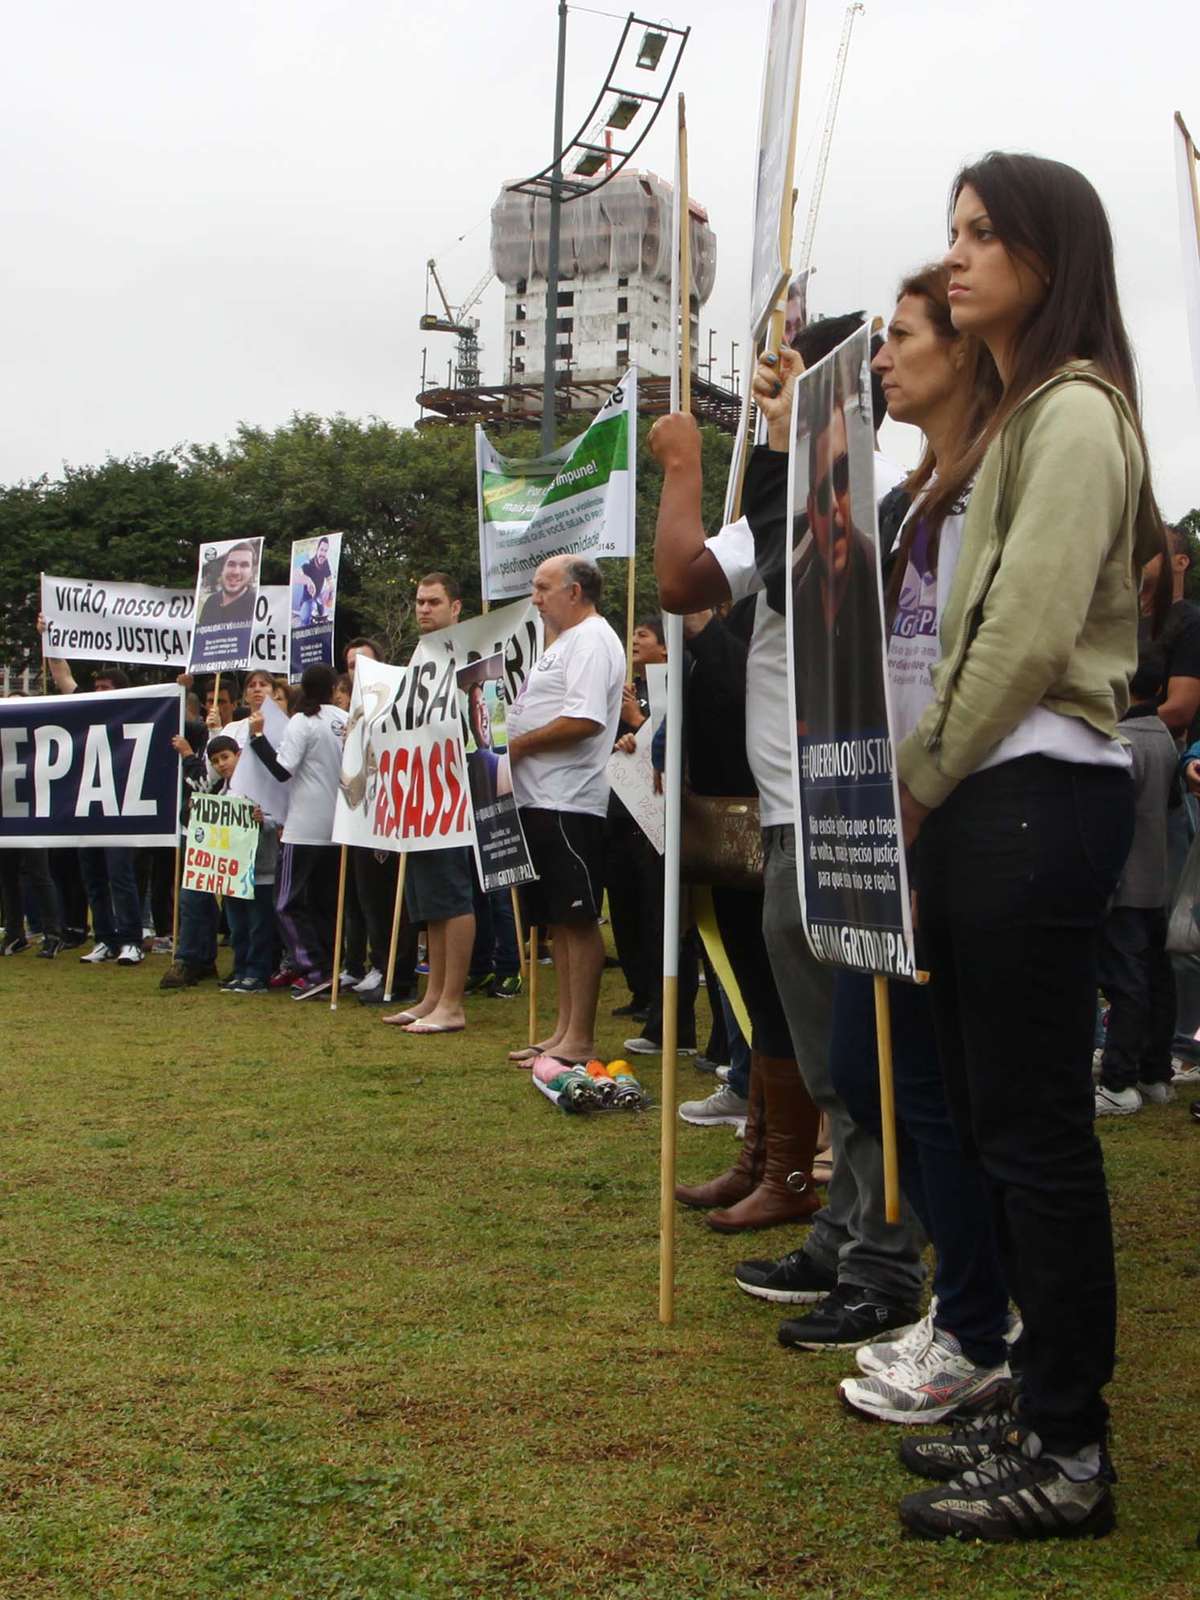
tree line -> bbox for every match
[1,413,735,676]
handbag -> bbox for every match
[680,789,763,890]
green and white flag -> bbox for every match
[475,368,637,603]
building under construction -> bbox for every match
[416,168,741,435]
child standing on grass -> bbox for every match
[161,734,280,993]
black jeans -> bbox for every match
[915,756,1134,1453]
[1098,905,1174,1090]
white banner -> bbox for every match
[332,603,541,853]
[1176,111,1200,405]
[607,717,664,854]
[749,0,807,340]
[476,372,637,603]
[227,693,291,821]
[41,575,289,673]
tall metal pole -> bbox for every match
[540,0,569,453]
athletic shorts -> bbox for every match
[519,807,605,928]
[404,845,476,925]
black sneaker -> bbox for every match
[898,1393,1026,1482]
[734,1247,837,1305]
[898,1443,1116,1543]
[37,936,64,959]
[219,975,244,992]
[778,1283,921,1350]
[59,928,88,950]
[464,970,495,996]
[488,973,523,999]
[2,934,30,956]
[611,1001,649,1020]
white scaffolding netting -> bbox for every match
[491,169,716,303]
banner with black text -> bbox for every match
[41,574,289,672]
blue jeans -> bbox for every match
[177,887,219,969]
[78,846,142,948]
[720,985,752,1100]
[830,971,1008,1367]
[225,883,276,983]
[471,883,521,978]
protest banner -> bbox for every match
[749,0,807,340]
[182,792,258,899]
[0,683,182,848]
[40,576,288,673]
[457,652,535,892]
[1176,111,1200,404]
[607,717,664,855]
[333,657,474,855]
[289,532,342,676]
[475,374,637,605]
[227,693,291,822]
[187,538,264,673]
[784,324,915,982]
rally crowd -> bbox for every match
[4,148,1200,1546]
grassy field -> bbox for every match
[0,946,1197,1599]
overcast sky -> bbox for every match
[3,0,1198,515]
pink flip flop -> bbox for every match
[402,1021,465,1035]
[382,1010,420,1026]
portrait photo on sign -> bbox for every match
[786,327,913,979]
[188,536,263,673]
[289,532,342,674]
[456,652,535,893]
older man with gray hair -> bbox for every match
[506,554,626,1064]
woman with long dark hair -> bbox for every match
[796,265,1018,1426]
[893,154,1165,1543]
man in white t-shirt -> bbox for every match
[506,555,625,1063]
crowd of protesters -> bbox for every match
[5,148,1200,1546]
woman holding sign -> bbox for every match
[892,155,1168,1543]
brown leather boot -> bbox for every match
[674,1058,763,1209]
[706,1053,822,1232]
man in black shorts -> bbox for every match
[383,573,476,1035]
[506,556,625,1062]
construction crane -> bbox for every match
[796,2,864,279]
[419,261,495,389]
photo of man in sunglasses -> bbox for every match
[790,352,887,743]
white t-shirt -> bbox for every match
[272,703,348,845]
[890,488,1129,771]
[704,453,909,828]
[506,613,626,816]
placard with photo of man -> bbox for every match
[187,537,263,673]
[289,531,342,676]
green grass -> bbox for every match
[0,947,1197,1598]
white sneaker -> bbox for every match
[1094,1084,1142,1116]
[624,1035,697,1057]
[715,1064,732,1083]
[839,1327,1011,1425]
[1136,1080,1175,1105]
[678,1083,750,1127]
[855,1310,934,1376]
[116,943,145,965]
[1171,1058,1200,1084]
[80,943,115,963]
[353,967,383,993]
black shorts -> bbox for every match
[404,845,476,924]
[520,807,605,928]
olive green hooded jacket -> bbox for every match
[897,363,1162,809]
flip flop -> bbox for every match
[508,1046,540,1064]
[402,1021,465,1035]
[382,1010,420,1026]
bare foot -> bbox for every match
[546,1040,594,1064]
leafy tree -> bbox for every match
[2,409,737,675]
[1177,508,1200,604]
